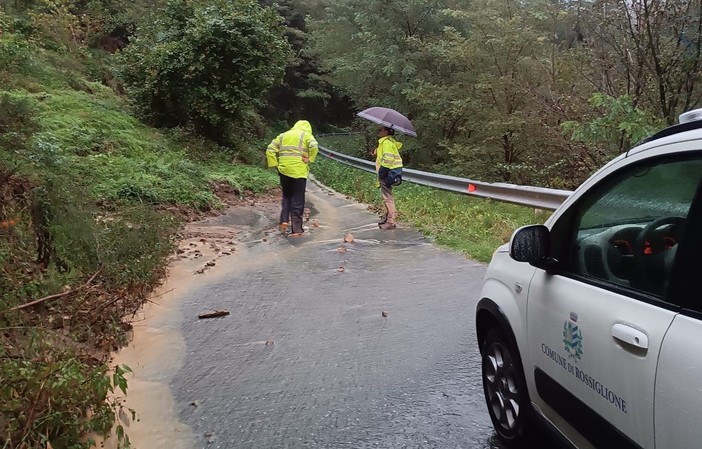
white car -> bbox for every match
[476,108,702,449]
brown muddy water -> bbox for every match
[103,199,281,449]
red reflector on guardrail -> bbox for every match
[468,184,476,193]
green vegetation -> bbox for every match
[0,3,280,447]
[309,0,699,188]
[117,0,291,143]
[3,0,701,446]
[313,144,549,263]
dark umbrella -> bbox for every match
[357,107,417,137]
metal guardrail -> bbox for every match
[317,132,360,138]
[318,146,573,210]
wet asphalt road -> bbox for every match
[168,181,561,449]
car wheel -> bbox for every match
[482,327,529,445]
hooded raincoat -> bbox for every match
[375,135,403,228]
[376,136,403,170]
[266,120,319,179]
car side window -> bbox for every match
[563,156,702,298]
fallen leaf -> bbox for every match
[265,340,274,346]
[338,266,345,272]
[343,233,354,243]
[381,311,389,318]
[337,246,347,253]
[198,310,230,319]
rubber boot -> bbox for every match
[291,215,305,235]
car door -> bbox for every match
[654,178,702,449]
[654,315,702,448]
[524,154,702,449]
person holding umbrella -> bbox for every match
[374,126,403,229]
[356,107,417,230]
[266,120,318,236]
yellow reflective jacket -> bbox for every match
[266,120,319,179]
[376,136,403,170]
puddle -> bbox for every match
[101,201,282,449]
[100,186,369,447]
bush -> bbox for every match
[0,33,34,77]
[0,334,133,449]
[117,0,291,142]
[0,91,40,168]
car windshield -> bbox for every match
[579,158,702,231]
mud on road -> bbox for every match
[106,196,284,448]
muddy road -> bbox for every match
[111,180,559,449]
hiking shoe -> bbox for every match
[280,222,289,233]
[379,222,397,230]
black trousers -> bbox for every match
[279,173,307,233]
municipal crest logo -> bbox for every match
[563,316,583,362]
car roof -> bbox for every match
[627,110,702,158]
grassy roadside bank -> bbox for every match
[314,138,551,263]
[0,21,279,448]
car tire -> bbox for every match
[481,327,530,445]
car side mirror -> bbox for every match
[509,225,552,266]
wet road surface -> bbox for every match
[114,180,562,449]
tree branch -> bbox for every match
[3,265,103,313]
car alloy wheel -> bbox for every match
[482,328,529,444]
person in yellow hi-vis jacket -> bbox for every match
[266,120,318,236]
[374,126,403,229]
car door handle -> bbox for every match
[611,323,649,350]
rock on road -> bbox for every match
[111,180,557,449]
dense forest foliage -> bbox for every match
[306,0,702,187]
[6,0,700,188]
[1,0,701,447]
